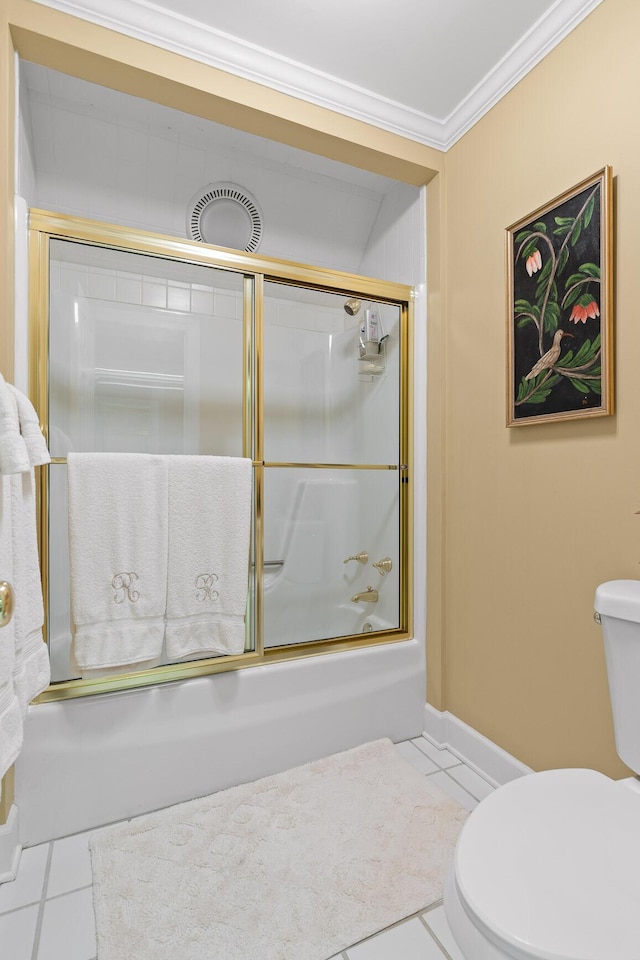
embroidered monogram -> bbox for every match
[112,572,140,604]
[195,573,219,602]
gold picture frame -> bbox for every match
[506,166,613,427]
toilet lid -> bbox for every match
[454,769,640,960]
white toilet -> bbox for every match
[444,580,640,960]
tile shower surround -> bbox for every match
[0,737,489,959]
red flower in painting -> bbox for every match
[569,300,600,324]
[525,249,542,276]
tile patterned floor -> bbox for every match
[0,736,495,960]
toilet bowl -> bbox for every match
[444,580,640,960]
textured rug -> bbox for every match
[90,739,467,960]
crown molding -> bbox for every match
[27,0,604,151]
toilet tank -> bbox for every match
[595,580,640,774]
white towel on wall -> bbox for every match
[165,456,251,660]
[10,470,51,713]
[9,386,51,467]
[67,453,169,673]
[0,476,23,797]
[0,374,29,476]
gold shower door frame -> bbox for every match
[28,211,413,703]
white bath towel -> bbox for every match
[165,456,251,660]
[68,453,169,673]
[10,469,51,713]
[0,476,23,797]
[0,374,29,476]
[9,386,51,467]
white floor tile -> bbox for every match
[394,740,439,775]
[38,887,96,960]
[427,771,478,812]
[346,917,446,959]
[0,843,49,913]
[0,904,39,960]
[410,737,461,770]
[446,764,496,801]
[47,831,93,898]
[423,905,467,960]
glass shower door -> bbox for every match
[46,239,251,681]
[261,281,404,647]
[30,211,412,702]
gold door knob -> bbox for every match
[0,581,14,628]
[372,557,392,575]
[343,552,368,564]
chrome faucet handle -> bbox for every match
[343,551,368,564]
[372,557,392,576]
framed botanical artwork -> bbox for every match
[506,166,613,426]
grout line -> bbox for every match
[45,883,93,904]
[41,843,54,901]
[434,766,479,800]
[30,842,53,960]
[0,896,37,919]
[442,766,491,802]
[418,912,454,959]
[0,899,41,918]
[421,898,444,914]
[423,767,478,809]
[343,902,438,951]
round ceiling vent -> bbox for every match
[187,182,263,253]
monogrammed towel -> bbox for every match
[165,456,251,660]
[68,453,169,673]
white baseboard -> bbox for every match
[0,806,22,884]
[423,704,533,787]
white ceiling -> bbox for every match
[33,0,604,149]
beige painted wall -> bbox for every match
[441,0,640,777]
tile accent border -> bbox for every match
[423,704,533,787]
[0,806,22,884]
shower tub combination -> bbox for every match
[14,210,425,844]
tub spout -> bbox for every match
[351,586,378,603]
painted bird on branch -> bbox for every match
[524,329,574,381]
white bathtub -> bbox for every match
[15,637,425,845]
